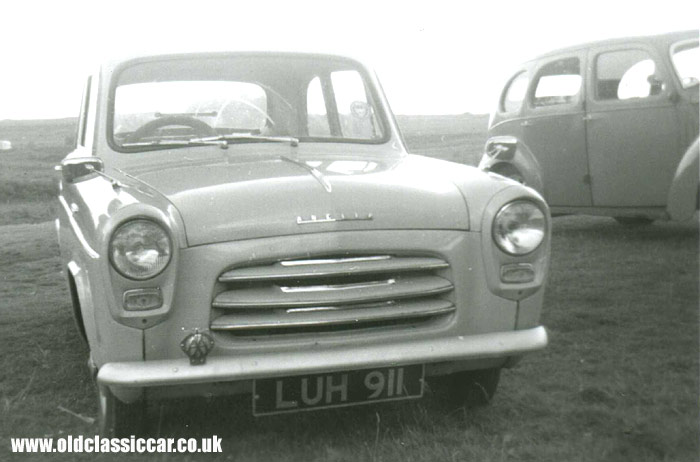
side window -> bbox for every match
[76,77,91,147]
[595,49,663,101]
[532,57,582,107]
[306,76,331,136]
[501,71,529,113]
[330,70,380,139]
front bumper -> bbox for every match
[98,326,547,392]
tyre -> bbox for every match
[614,217,654,226]
[98,386,147,437]
[430,368,501,409]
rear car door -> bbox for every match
[521,53,593,206]
[585,44,682,207]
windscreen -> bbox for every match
[111,55,387,150]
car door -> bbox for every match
[585,44,682,207]
[521,52,592,206]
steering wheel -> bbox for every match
[126,116,217,143]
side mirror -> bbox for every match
[484,136,518,161]
[57,157,104,183]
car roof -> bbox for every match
[527,30,698,63]
[100,51,371,75]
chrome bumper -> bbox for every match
[98,327,547,389]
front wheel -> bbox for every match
[430,368,501,409]
[98,386,147,437]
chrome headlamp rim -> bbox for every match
[492,199,546,256]
[108,218,172,280]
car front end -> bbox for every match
[57,52,550,435]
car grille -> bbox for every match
[209,255,455,336]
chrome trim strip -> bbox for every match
[280,255,391,266]
[279,279,396,293]
[286,306,343,313]
[219,256,449,283]
[212,281,453,309]
[296,212,373,225]
[286,301,395,313]
[210,305,454,331]
[58,195,99,259]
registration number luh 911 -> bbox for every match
[253,365,425,415]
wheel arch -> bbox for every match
[66,263,88,343]
[666,138,699,221]
[479,136,545,196]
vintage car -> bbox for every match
[56,51,550,436]
[479,30,699,224]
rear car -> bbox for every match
[480,30,699,224]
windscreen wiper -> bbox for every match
[192,133,299,147]
[120,139,228,149]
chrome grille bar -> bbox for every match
[210,299,455,331]
[279,279,395,293]
[212,275,452,309]
[218,256,449,282]
[280,256,391,266]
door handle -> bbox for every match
[582,114,601,121]
[520,120,533,127]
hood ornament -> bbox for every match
[297,212,373,225]
[180,328,215,365]
[279,155,332,193]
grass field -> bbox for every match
[0,117,697,461]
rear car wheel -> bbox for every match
[614,217,654,226]
[98,386,147,437]
[431,368,501,408]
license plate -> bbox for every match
[253,364,424,415]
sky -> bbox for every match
[0,0,697,120]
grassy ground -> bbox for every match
[0,117,697,461]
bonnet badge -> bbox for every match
[296,212,373,225]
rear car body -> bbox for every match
[480,30,699,222]
[56,52,550,434]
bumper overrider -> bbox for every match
[98,327,547,398]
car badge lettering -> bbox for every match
[296,212,373,225]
